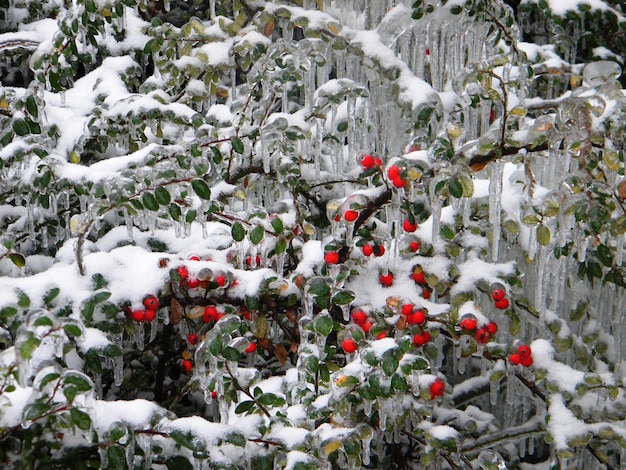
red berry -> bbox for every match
[324,251,340,264]
[491,289,506,301]
[187,333,199,345]
[403,219,418,232]
[144,309,157,322]
[361,321,374,334]
[379,273,394,287]
[374,245,385,257]
[508,353,521,365]
[342,338,358,353]
[494,298,510,309]
[392,176,405,188]
[360,154,375,169]
[489,108,495,123]
[429,379,445,399]
[130,309,146,322]
[188,255,201,261]
[143,295,159,310]
[362,244,374,256]
[246,255,261,266]
[520,355,534,367]
[177,265,189,280]
[409,241,420,252]
[412,330,431,346]
[344,210,359,222]
[425,48,430,56]
[181,359,193,373]
[186,278,200,288]
[408,309,427,325]
[422,288,431,300]
[411,270,426,285]
[517,345,531,358]
[459,317,477,331]
[241,310,251,320]
[373,158,383,167]
[245,342,257,353]
[475,328,490,344]
[376,331,388,340]
[387,165,401,180]
[203,306,219,323]
[211,391,218,399]
[486,321,498,335]
[351,309,368,325]
[215,275,227,287]
[401,304,414,316]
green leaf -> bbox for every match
[166,456,193,470]
[308,282,330,297]
[43,287,60,304]
[232,222,246,242]
[570,303,587,322]
[191,179,211,200]
[232,136,244,154]
[448,177,463,198]
[209,335,222,355]
[270,217,284,233]
[331,290,355,306]
[537,224,551,246]
[336,375,359,387]
[222,346,241,362]
[381,349,400,376]
[85,349,102,374]
[17,289,30,308]
[24,402,51,421]
[185,209,196,223]
[274,237,287,254]
[391,373,409,391]
[169,203,182,221]
[25,95,38,118]
[107,446,129,470]
[249,225,265,245]
[19,336,40,360]
[33,316,53,327]
[92,291,111,304]
[70,407,92,430]
[81,300,95,322]
[210,146,223,164]
[142,192,159,211]
[314,314,333,336]
[235,400,255,414]
[597,244,613,267]
[64,375,93,392]
[12,119,30,136]
[587,260,603,279]
[63,324,82,337]
[155,186,171,205]
[8,253,25,268]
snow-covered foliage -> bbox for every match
[1,0,626,468]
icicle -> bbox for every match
[113,355,124,387]
[135,323,145,350]
[489,161,504,261]
[123,207,134,242]
[489,377,499,405]
[149,318,158,343]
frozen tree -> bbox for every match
[1,0,626,468]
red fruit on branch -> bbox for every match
[408,309,427,326]
[144,309,156,323]
[342,338,358,353]
[429,378,445,399]
[412,330,431,346]
[143,295,159,310]
[486,321,498,335]
[361,321,374,333]
[211,391,218,399]
[373,244,385,257]
[520,355,534,367]
[403,219,418,232]
[376,331,388,340]
[392,176,406,188]
[181,359,193,373]
[130,309,146,322]
[360,154,375,169]
[459,317,478,331]
[344,209,359,222]
[246,255,261,266]
[215,275,227,287]
[362,244,374,256]
[494,298,510,309]
[379,272,394,287]
[409,241,420,252]
[324,251,340,264]
[245,342,257,353]
[351,309,368,325]
[517,344,531,358]
[422,288,431,300]
[177,265,189,280]
[411,270,426,285]
[475,328,490,344]
[187,333,199,345]
[203,306,219,323]
[508,353,521,365]
[188,255,201,261]
[186,278,200,288]
[491,288,506,301]
[387,165,401,180]
[401,304,414,316]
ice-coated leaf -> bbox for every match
[191,179,211,200]
[231,222,246,242]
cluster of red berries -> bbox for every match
[491,286,510,310]
[128,295,159,323]
[401,303,427,326]
[410,267,432,300]
[429,378,445,400]
[359,154,383,170]
[508,344,533,367]
[387,165,407,188]
[202,306,224,323]
[459,315,498,344]
[361,243,385,257]
[351,308,389,339]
